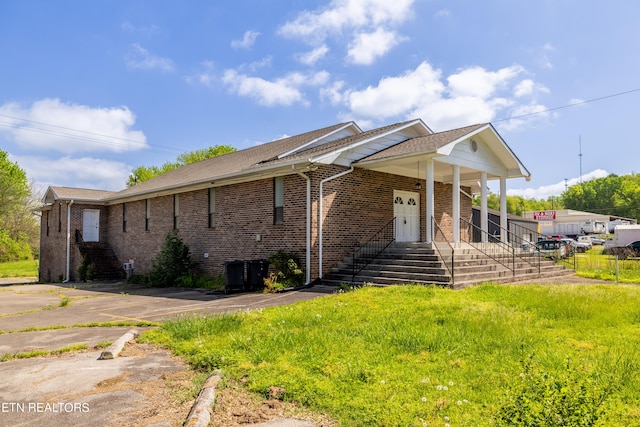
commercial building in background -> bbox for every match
[523,209,636,237]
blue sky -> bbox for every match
[1,0,639,200]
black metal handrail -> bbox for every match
[352,217,396,283]
[460,217,516,277]
[461,217,542,276]
[485,217,541,273]
[431,217,455,285]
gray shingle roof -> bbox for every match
[355,123,486,163]
[111,122,354,199]
[45,186,117,202]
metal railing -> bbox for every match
[460,217,515,277]
[461,217,541,276]
[431,217,455,284]
[352,217,396,282]
[486,218,541,272]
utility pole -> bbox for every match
[579,136,583,184]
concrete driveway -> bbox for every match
[0,280,335,426]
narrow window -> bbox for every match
[208,188,216,228]
[274,176,284,225]
[122,203,127,232]
[173,194,179,230]
[145,199,151,231]
[45,211,50,236]
[58,203,62,232]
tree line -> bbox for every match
[0,150,39,261]
[474,173,640,221]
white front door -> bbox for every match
[393,190,420,242]
[83,209,100,242]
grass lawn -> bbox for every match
[0,259,38,278]
[574,248,640,283]
[141,284,640,426]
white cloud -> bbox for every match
[335,61,549,131]
[222,70,330,107]
[121,21,160,37]
[0,99,148,154]
[320,80,347,105]
[435,9,450,18]
[297,45,330,65]
[498,103,552,131]
[345,62,444,120]
[14,155,133,191]
[447,65,524,98]
[231,30,260,49]
[347,29,407,65]
[126,43,175,72]
[185,61,216,86]
[507,169,609,199]
[279,0,414,63]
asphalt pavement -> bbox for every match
[0,279,335,426]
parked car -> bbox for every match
[625,241,640,256]
[549,234,570,241]
[562,239,591,253]
[589,236,605,245]
[576,236,593,250]
[535,240,568,259]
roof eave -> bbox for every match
[101,157,315,204]
[309,119,429,164]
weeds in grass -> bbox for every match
[0,259,38,278]
[574,248,640,283]
[0,343,89,362]
[58,296,70,307]
[142,284,640,425]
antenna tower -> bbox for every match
[579,135,583,184]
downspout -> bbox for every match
[63,200,74,283]
[293,166,311,285]
[319,167,354,278]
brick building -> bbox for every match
[38,119,530,284]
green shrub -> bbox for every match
[149,230,194,287]
[264,250,304,291]
[77,256,95,282]
[0,230,32,262]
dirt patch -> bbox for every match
[100,342,337,426]
[210,379,338,427]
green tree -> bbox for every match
[473,194,559,216]
[126,145,236,186]
[0,150,38,261]
[563,173,640,220]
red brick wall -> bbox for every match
[40,167,470,283]
[106,176,308,279]
[39,202,109,282]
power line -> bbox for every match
[495,87,640,123]
[0,112,187,155]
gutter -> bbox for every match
[63,199,74,283]
[318,167,354,278]
[293,165,311,285]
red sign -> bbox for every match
[533,210,556,221]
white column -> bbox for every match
[480,171,488,243]
[452,165,460,243]
[425,158,434,243]
[500,177,508,243]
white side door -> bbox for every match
[83,209,100,242]
[393,190,420,242]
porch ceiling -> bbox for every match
[356,155,501,190]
